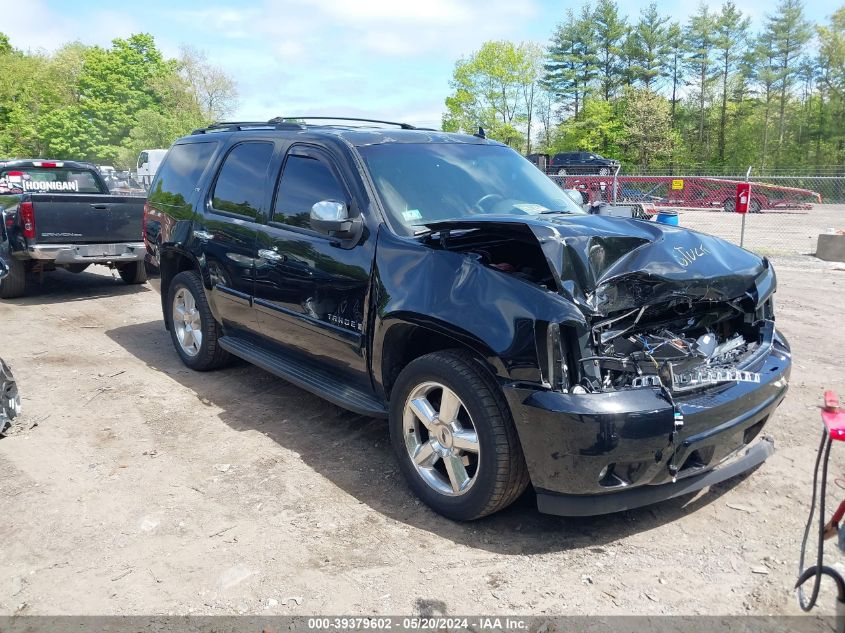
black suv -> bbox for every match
[146,117,789,520]
[549,151,619,176]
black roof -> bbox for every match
[188,117,502,148]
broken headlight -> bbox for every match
[542,322,570,392]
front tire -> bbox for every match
[0,259,26,299]
[167,270,230,371]
[750,199,763,213]
[389,350,529,520]
[557,168,567,176]
[118,261,147,284]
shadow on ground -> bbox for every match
[107,318,754,555]
[2,268,151,306]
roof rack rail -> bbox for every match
[271,116,418,130]
[191,120,307,134]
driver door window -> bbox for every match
[273,155,347,229]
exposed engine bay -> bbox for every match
[578,298,770,394]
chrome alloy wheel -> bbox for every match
[403,382,480,496]
[172,287,203,357]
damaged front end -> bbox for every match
[424,214,779,398]
[423,215,790,515]
[580,287,774,396]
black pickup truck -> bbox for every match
[0,159,147,298]
[147,118,790,520]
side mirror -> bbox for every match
[310,200,358,238]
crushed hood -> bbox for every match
[424,214,774,316]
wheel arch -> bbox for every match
[158,246,206,330]
[374,317,508,402]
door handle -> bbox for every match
[258,248,284,262]
[91,204,110,210]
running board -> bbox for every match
[218,336,387,418]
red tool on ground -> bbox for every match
[796,391,845,625]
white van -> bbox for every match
[136,149,168,188]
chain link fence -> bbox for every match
[545,169,844,257]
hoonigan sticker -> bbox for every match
[22,180,79,192]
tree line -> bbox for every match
[443,0,845,172]
[0,33,237,169]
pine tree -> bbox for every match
[593,0,627,100]
[665,22,686,130]
[764,0,813,162]
[627,3,670,91]
[713,1,750,163]
[685,4,717,154]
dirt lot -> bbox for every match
[0,254,844,617]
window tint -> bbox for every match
[211,142,274,220]
[273,154,347,229]
[0,168,104,194]
[149,142,216,209]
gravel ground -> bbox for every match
[0,252,843,617]
[667,203,844,256]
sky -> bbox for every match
[0,0,835,128]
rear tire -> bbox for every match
[750,199,763,213]
[557,168,567,176]
[723,198,736,212]
[167,270,230,371]
[0,259,26,299]
[118,261,147,285]
[66,264,90,274]
[389,350,529,520]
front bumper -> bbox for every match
[504,329,791,516]
[23,242,145,264]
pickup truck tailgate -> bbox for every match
[28,194,144,244]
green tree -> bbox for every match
[626,3,670,90]
[685,4,717,151]
[443,40,542,150]
[765,0,813,159]
[665,23,686,130]
[749,32,780,167]
[518,42,545,153]
[552,98,626,157]
[593,0,628,100]
[817,7,845,165]
[0,33,235,168]
[621,88,676,166]
[713,2,750,163]
[178,46,238,119]
[544,7,596,118]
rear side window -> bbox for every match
[211,142,274,220]
[0,168,105,194]
[273,155,347,229]
[149,142,216,208]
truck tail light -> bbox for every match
[143,201,149,241]
[19,201,35,239]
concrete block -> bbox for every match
[816,234,845,262]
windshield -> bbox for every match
[358,143,585,235]
[0,167,105,194]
